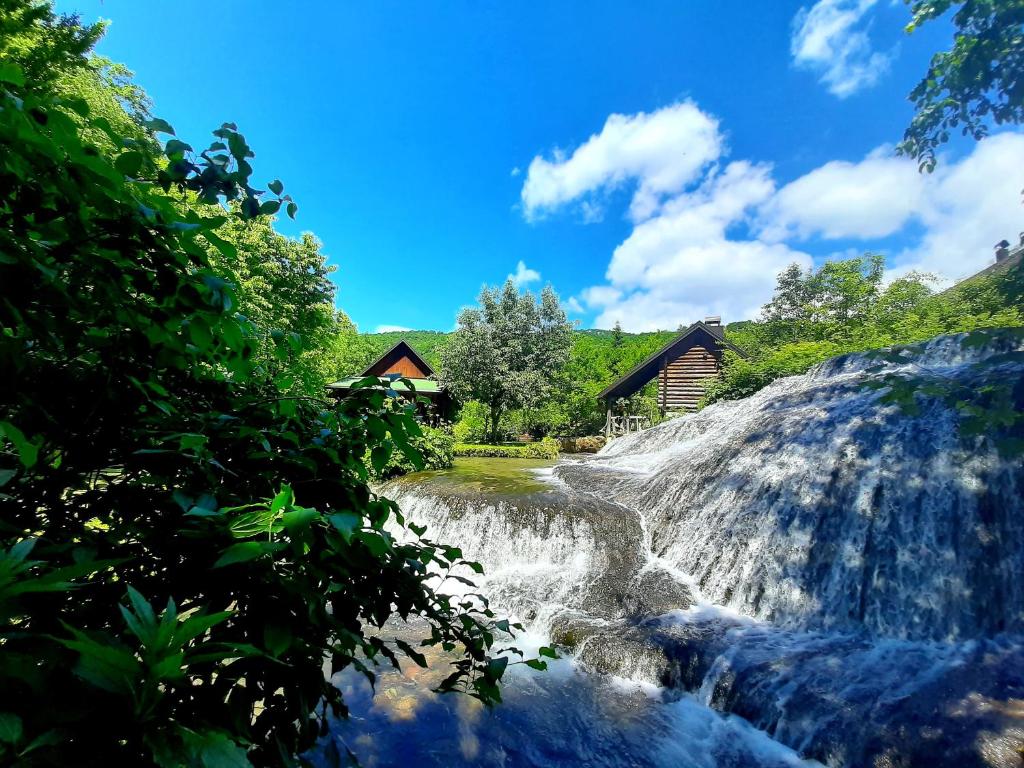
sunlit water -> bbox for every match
[315,333,1024,767]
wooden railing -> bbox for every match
[604,414,651,438]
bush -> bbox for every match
[372,424,455,479]
[453,400,489,443]
[700,342,843,407]
[453,437,560,459]
[0,27,519,767]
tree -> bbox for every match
[0,7,525,766]
[761,263,814,325]
[441,281,572,444]
[703,253,1023,408]
[0,1,102,89]
[900,0,1024,171]
[759,255,888,345]
[320,310,377,380]
[204,213,339,395]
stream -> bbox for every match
[315,332,1024,768]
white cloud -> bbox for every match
[791,0,891,97]
[521,102,722,222]
[894,133,1024,280]
[758,133,1024,281]
[581,159,814,331]
[522,99,1024,331]
[508,260,541,286]
[565,296,585,314]
[374,324,412,333]
[758,147,924,241]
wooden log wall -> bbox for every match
[366,354,431,379]
[657,344,721,412]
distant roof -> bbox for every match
[326,376,442,394]
[361,339,434,378]
[596,321,745,402]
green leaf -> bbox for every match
[203,230,238,259]
[267,179,283,195]
[281,506,319,529]
[173,611,233,648]
[524,658,548,671]
[269,485,293,516]
[0,712,22,745]
[286,201,298,218]
[214,541,273,568]
[126,584,154,618]
[0,63,25,86]
[164,138,192,157]
[9,537,36,562]
[59,627,140,694]
[189,320,213,351]
[355,530,390,558]
[18,730,61,756]
[395,639,427,668]
[0,421,38,469]
[370,445,391,474]
[538,646,558,659]
[145,117,176,135]
[183,730,252,768]
[329,512,361,542]
[114,150,144,177]
[263,624,291,657]
[485,655,509,681]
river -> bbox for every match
[315,332,1024,767]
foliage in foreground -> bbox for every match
[453,438,560,460]
[899,0,1024,171]
[0,7,521,766]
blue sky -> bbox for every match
[59,1,1024,332]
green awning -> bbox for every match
[326,376,442,394]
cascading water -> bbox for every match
[563,332,1024,641]
[319,332,1024,768]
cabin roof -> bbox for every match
[596,321,745,402]
[360,339,435,378]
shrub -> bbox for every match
[453,437,559,459]
[700,342,843,408]
[453,400,489,443]
[372,424,455,479]
[0,29,521,767]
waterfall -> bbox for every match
[364,331,1024,768]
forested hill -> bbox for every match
[335,253,1023,439]
[348,326,707,375]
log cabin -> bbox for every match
[597,317,745,436]
[325,339,453,423]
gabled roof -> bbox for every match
[597,321,745,402]
[360,339,434,378]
